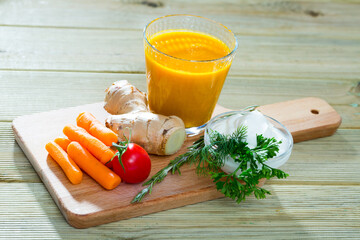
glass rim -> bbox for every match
[143,14,239,63]
[205,110,294,160]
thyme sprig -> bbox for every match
[132,125,288,203]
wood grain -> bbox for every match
[0,0,359,237]
[2,121,360,185]
[0,71,358,125]
[1,183,359,239]
[0,26,359,80]
[12,98,340,228]
[0,0,359,36]
[258,97,341,142]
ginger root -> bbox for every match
[104,80,186,155]
[104,80,147,114]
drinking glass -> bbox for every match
[144,15,238,135]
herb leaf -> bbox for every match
[132,126,289,203]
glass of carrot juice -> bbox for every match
[144,15,238,134]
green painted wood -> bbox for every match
[0,26,359,80]
[0,0,359,36]
[0,0,359,237]
[0,71,358,125]
[0,183,359,239]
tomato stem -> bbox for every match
[112,128,133,173]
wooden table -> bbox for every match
[1,0,359,239]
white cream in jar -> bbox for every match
[204,110,293,174]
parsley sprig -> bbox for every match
[132,125,288,203]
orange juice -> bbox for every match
[145,30,233,128]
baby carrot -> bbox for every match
[89,123,118,147]
[45,141,83,185]
[54,137,71,152]
[67,141,121,190]
[76,112,98,131]
[63,124,114,165]
[76,112,118,146]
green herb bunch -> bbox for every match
[132,125,288,203]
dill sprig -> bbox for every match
[132,125,288,203]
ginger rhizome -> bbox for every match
[104,80,186,155]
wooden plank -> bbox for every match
[0,27,359,80]
[0,0,357,237]
[273,129,360,185]
[0,119,357,185]
[1,120,359,184]
[0,0,359,38]
[0,122,42,183]
[0,72,147,121]
[0,27,142,73]
[0,71,358,126]
[258,97,341,142]
[11,98,341,228]
[0,183,359,239]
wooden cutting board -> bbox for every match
[12,97,341,228]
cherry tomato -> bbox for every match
[111,143,151,184]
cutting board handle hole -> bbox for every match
[311,109,319,115]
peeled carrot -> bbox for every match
[76,112,118,146]
[67,141,121,190]
[45,141,83,185]
[63,124,114,165]
[89,124,118,147]
[76,112,99,131]
[54,137,71,152]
